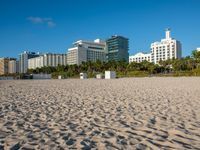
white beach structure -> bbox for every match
[96,74,104,79]
[105,71,116,79]
[58,75,62,79]
[80,73,87,79]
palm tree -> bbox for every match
[94,59,102,72]
[192,50,200,60]
[56,64,65,72]
[192,50,200,68]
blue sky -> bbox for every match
[0,0,200,58]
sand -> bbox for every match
[0,77,200,150]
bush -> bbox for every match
[117,71,149,77]
[192,68,200,76]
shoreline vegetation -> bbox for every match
[1,50,200,79]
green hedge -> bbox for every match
[117,71,149,78]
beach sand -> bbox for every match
[0,77,200,149]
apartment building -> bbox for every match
[0,57,17,75]
[0,58,9,75]
[106,35,129,62]
[8,60,19,74]
[129,52,151,63]
[67,39,106,65]
[28,53,67,69]
[19,51,39,73]
[151,29,182,64]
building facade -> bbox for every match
[19,51,39,73]
[0,58,17,75]
[28,53,67,69]
[106,35,129,62]
[0,58,9,75]
[67,39,106,65]
[151,29,182,64]
[129,52,151,63]
[8,60,19,74]
[67,47,87,65]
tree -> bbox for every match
[192,50,200,61]
[192,50,200,69]
[94,59,102,72]
[56,64,65,72]
[127,62,140,71]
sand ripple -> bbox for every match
[0,78,200,149]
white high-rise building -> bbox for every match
[19,51,39,73]
[151,29,182,64]
[67,39,106,65]
[28,56,43,69]
[197,48,200,52]
[67,46,87,65]
[129,52,151,63]
[28,53,67,69]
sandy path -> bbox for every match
[0,77,200,149]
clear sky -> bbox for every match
[0,0,200,58]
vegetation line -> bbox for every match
[2,51,200,78]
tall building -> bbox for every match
[0,57,17,75]
[129,52,151,63]
[19,51,39,73]
[8,60,19,74]
[67,39,106,65]
[28,53,67,69]
[67,46,87,65]
[151,29,182,64]
[106,35,129,62]
[0,58,9,75]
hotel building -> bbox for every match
[67,39,106,65]
[19,51,39,73]
[106,35,129,62]
[151,29,182,64]
[28,53,67,69]
[0,58,17,75]
[129,52,151,63]
[0,58,9,75]
[8,60,19,74]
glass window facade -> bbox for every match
[106,36,129,62]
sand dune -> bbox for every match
[0,77,200,149]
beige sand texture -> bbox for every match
[0,77,200,150]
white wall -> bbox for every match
[129,52,151,63]
[105,71,116,79]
